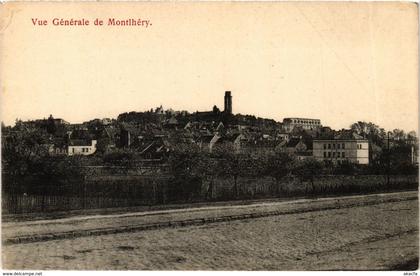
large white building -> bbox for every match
[313,132,369,164]
[283,118,321,132]
[68,140,97,156]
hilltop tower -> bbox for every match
[224,91,232,114]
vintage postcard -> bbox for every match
[0,1,418,272]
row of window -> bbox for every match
[71,148,91,153]
[323,152,345,158]
[291,120,320,125]
[323,143,346,150]
[322,143,364,150]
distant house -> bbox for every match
[198,134,221,153]
[94,126,118,152]
[50,118,69,125]
[119,123,144,148]
[47,137,68,155]
[317,126,335,139]
[37,115,69,126]
[184,122,192,130]
[278,137,313,160]
[164,116,180,130]
[213,133,244,153]
[283,137,308,153]
[68,140,97,156]
[139,140,170,160]
[19,115,69,133]
[241,135,278,155]
[215,122,225,133]
[313,131,369,164]
[101,118,112,125]
[167,117,178,125]
[165,130,195,147]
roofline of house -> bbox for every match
[284,117,321,120]
[313,139,369,142]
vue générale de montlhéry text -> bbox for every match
[31,18,152,27]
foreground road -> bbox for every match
[2,192,419,270]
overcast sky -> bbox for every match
[1,2,418,132]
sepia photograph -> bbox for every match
[0,1,418,272]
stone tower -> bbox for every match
[224,91,232,114]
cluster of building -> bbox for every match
[7,91,371,164]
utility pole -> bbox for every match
[387,132,390,186]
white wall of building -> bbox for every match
[68,140,97,156]
[313,140,369,164]
[283,118,321,132]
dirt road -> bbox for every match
[2,191,418,270]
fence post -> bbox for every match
[41,179,46,212]
[152,180,156,205]
[82,175,86,209]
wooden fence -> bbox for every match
[2,174,418,214]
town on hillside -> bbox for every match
[2,91,418,167]
[3,3,418,271]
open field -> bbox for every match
[2,191,418,270]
